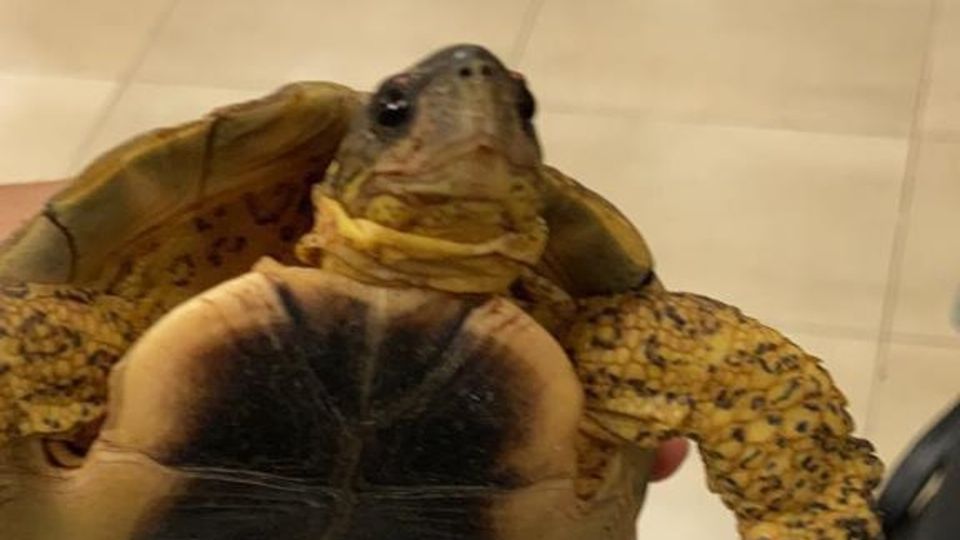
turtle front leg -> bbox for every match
[566,290,883,540]
[0,282,137,447]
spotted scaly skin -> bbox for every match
[0,283,139,445]
[566,290,883,539]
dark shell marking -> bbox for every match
[136,282,553,540]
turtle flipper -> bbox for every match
[566,291,883,539]
[0,282,138,445]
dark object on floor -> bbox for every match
[879,399,960,540]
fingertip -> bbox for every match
[650,438,690,482]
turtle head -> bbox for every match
[298,44,549,293]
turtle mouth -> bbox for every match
[372,132,538,177]
[334,141,546,245]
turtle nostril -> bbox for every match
[459,66,473,78]
[480,64,493,77]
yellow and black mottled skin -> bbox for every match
[0,44,883,539]
[568,293,882,539]
[0,283,132,440]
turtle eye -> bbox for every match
[372,81,413,129]
[516,79,536,122]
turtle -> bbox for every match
[0,45,884,540]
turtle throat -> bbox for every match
[295,195,548,294]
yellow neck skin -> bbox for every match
[296,196,548,294]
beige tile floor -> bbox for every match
[0,0,958,537]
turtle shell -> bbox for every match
[538,166,657,297]
[1,264,640,540]
[0,82,358,314]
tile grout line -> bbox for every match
[509,0,547,66]
[68,0,183,171]
[864,0,942,436]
